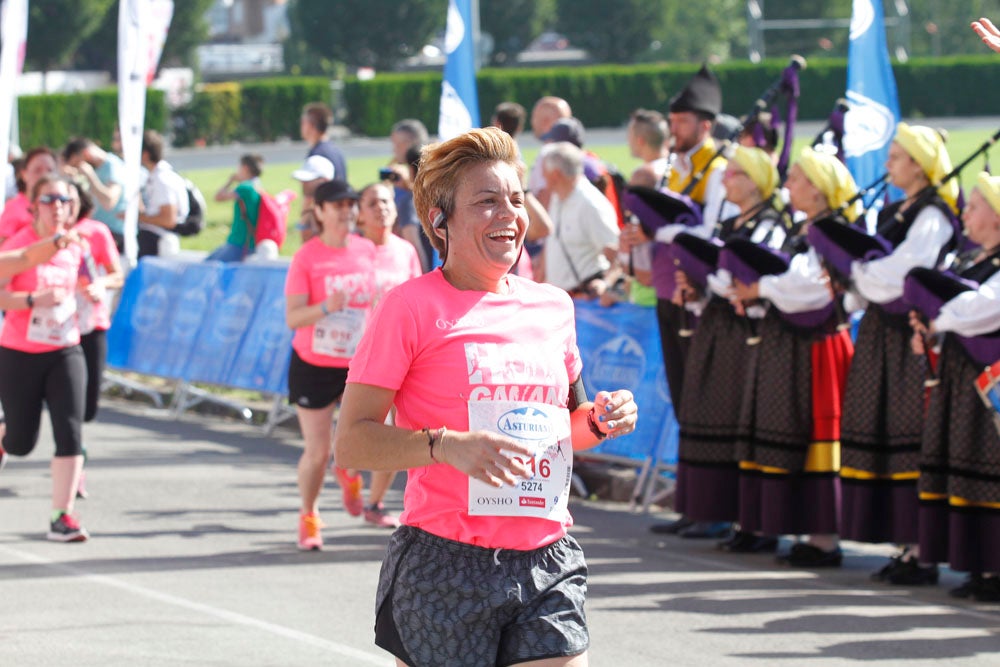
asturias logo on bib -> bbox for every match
[497,406,552,441]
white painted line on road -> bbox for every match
[0,544,393,666]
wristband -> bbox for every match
[25,293,34,309]
[52,232,65,249]
[423,426,445,463]
[320,301,330,316]
[587,408,607,440]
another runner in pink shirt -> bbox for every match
[334,182,423,530]
[284,179,376,550]
[334,128,638,667]
[66,181,125,500]
[0,175,90,543]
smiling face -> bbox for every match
[313,198,357,245]
[437,160,527,282]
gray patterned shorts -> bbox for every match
[374,525,589,667]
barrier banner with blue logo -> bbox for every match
[574,300,678,466]
[107,258,292,393]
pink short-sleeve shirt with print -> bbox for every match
[285,234,377,368]
[75,217,121,333]
[373,233,421,298]
[1,225,83,353]
[347,269,583,551]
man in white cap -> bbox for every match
[292,155,334,243]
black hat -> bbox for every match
[668,64,722,119]
[541,117,585,147]
[314,179,359,204]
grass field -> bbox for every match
[181,128,998,255]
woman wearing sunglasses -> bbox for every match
[0,175,89,542]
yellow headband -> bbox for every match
[976,171,1000,218]
[893,123,959,213]
[731,146,779,200]
[797,147,861,222]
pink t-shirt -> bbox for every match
[285,234,377,368]
[348,269,583,550]
[373,233,421,299]
[1,224,83,353]
[75,217,121,333]
[0,193,32,240]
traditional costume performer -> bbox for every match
[837,124,960,583]
[731,149,856,567]
[909,173,1000,601]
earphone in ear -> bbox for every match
[432,211,447,229]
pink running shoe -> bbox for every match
[48,512,89,543]
[298,512,323,551]
[363,503,400,529]
[333,467,364,517]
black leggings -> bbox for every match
[80,329,107,422]
[0,345,86,458]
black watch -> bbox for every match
[26,293,34,308]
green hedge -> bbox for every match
[17,88,166,151]
[240,77,330,142]
[173,82,243,147]
[339,55,1000,137]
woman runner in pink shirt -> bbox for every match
[0,175,89,542]
[332,182,423,529]
[335,128,638,667]
[285,179,377,550]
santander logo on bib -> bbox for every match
[497,406,553,441]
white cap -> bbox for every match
[292,155,335,182]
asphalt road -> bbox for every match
[1,400,998,666]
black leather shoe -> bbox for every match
[718,531,778,553]
[649,516,694,535]
[887,559,939,586]
[870,555,905,582]
[972,576,1000,602]
[679,521,733,539]
[949,574,983,599]
[777,543,842,568]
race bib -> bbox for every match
[311,307,365,358]
[467,400,573,521]
[27,298,78,347]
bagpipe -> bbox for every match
[903,266,1000,368]
[808,126,1000,314]
[681,56,805,197]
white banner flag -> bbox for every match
[118,0,173,266]
[0,0,29,215]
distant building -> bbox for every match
[200,0,289,79]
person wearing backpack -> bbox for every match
[137,130,188,258]
[208,154,264,262]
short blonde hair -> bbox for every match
[413,127,523,253]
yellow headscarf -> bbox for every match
[796,147,861,222]
[893,123,959,213]
[975,171,1000,218]
[731,146,779,201]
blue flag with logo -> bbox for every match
[438,0,480,141]
[843,0,901,213]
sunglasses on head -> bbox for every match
[37,194,72,205]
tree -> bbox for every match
[24,0,116,72]
[653,0,748,63]
[288,0,445,71]
[480,0,556,66]
[75,0,214,75]
[554,0,667,63]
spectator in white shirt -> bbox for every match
[137,130,188,258]
[541,142,619,297]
